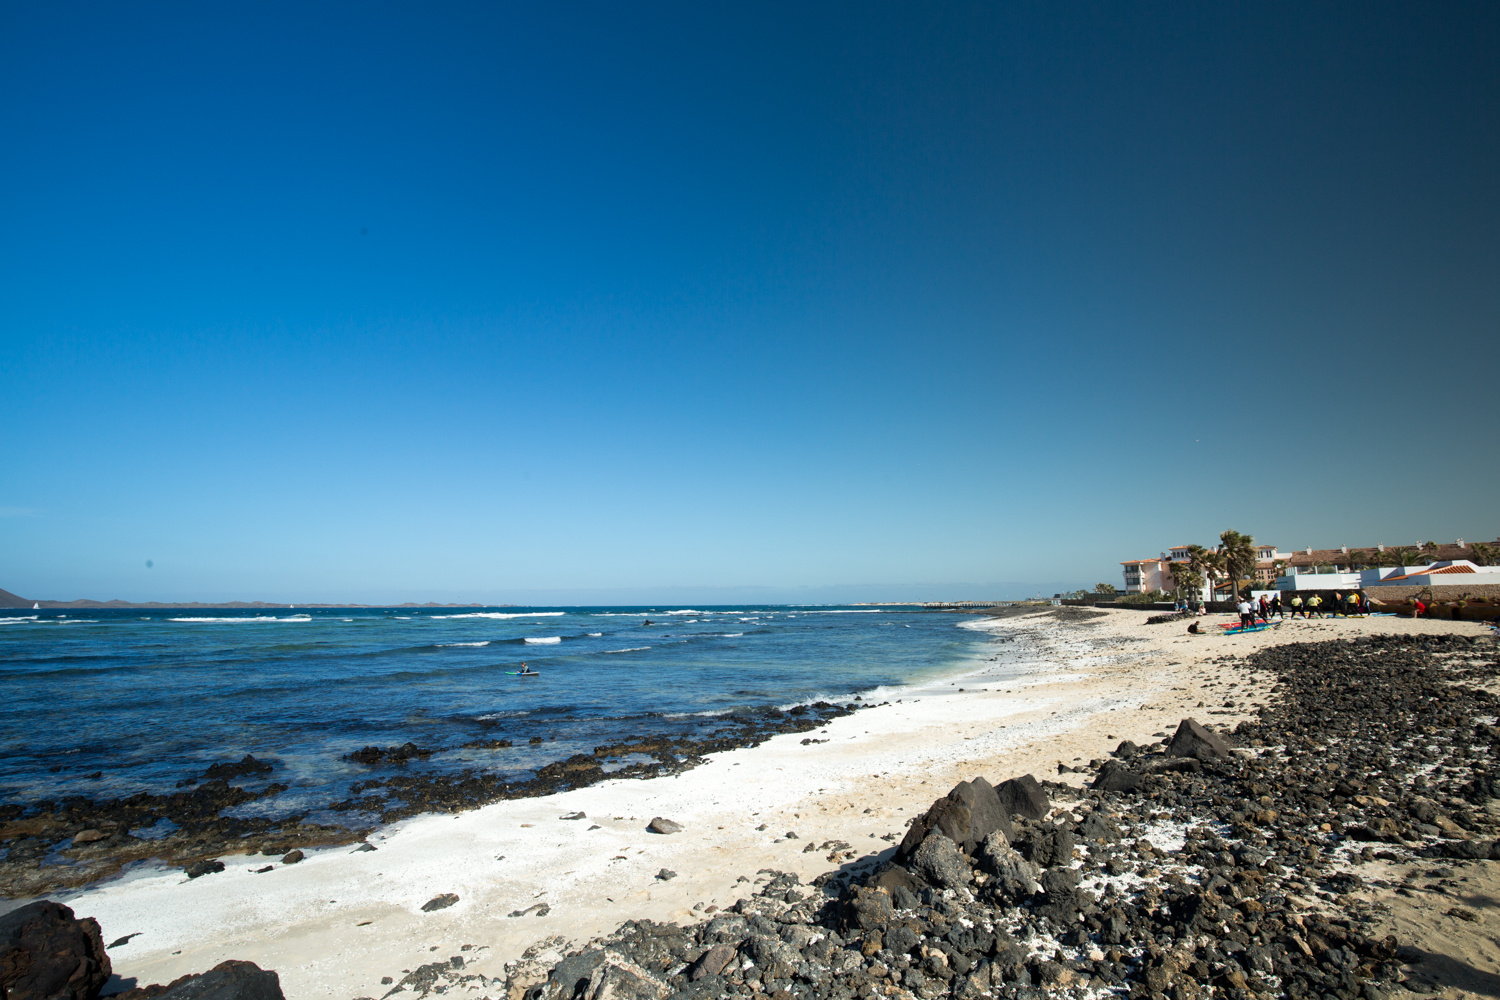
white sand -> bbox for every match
[61,608,1490,999]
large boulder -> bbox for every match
[1092,760,1141,793]
[906,832,971,890]
[845,886,894,931]
[1022,824,1076,868]
[538,950,606,1000]
[112,962,284,1000]
[864,865,924,911]
[977,830,1038,898]
[0,900,111,1000]
[897,778,1012,860]
[994,775,1050,821]
[1165,718,1233,761]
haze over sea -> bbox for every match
[0,605,1000,826]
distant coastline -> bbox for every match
[0,586,496,609]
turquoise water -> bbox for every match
[0,605,990,821]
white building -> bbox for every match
[1119,557,1172,595]
[1361,560,1500,589]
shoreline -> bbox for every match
[21,609,1493,999]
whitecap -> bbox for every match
[720,633,744,637]
[168,615,312,623]
[523,636,561,644]
[431,611,566,620]
[604,646,650,653]
[439,641,491,647]
[587,633,602,636]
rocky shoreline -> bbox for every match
[0,703,860,899]
[380,632,1500,1000]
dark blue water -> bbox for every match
[0,605,987,823]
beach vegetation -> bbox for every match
[1093,582,1119,594]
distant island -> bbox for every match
[0,586,496,610]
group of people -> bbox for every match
[1228,591,1368,626]
[1288,591,1367,618]
[1175,590,1373,632]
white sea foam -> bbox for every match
[167,615,312,623]
[604,646,650,653]
[720,633,744,637]
[587,633,602,636]
[439,641,491,647]
[430,611,566,620]
[523,636,561,644]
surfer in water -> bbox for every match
[519,662,536,676]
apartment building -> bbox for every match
[1119,557,1172,594]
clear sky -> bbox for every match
[2,2,1497,604]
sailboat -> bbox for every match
[33,603,39,610]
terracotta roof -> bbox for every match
[1119,559,1166,566]
[1283,541,1499,567]
[1378,564,1480,582]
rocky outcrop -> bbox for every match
[112,961,283,1000]
[0,901,111,1000]
[1165,717,1234,760]
[992,775,1049,821]
[895,777,1011,860]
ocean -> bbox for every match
[0,605,997,826]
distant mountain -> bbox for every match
[0,588,32,609]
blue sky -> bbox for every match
[2,1,1497,604]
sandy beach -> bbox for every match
[50,607,1494,1000]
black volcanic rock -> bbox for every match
[993,774,1050,821]
[0,900,111,1000]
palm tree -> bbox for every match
[1420,541,1440,564]
[1472,542,1496,566]
[1170,560,1204,601]
[1181,544,1212,601]
[1394,547,1421,567]
[1218,529,1257,600]
[1199,548,1226,601]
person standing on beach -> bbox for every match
[1307,594,1323,617]
[1237,598,1254,628]
[1271,593,1283,618]
[1258,594,1271,622]
[1290,594,1303,618]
